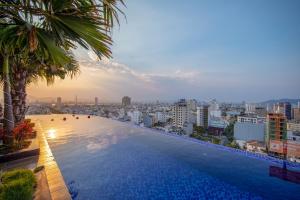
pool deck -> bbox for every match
[36,122,71,200]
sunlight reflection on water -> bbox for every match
[48,129,57,139]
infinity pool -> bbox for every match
[32,115,300,200]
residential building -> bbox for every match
[154,112,167,123]
[132,110,142,124]
[265,113,287,155]
[237,115,266,124]
[172,99,189,128]
[286,121,300,159]
[56,97,62,110]
[122,96,131,107]
[287,121,300,132]
[143,114,154,128]
[196,105,209,128]
[287,121,300,143]
[293,108,300,121]
[95,97,98,106]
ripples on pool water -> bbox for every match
[31,115,300,200]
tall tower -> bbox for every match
[172,99,188,128]
[95,97,99,106]
[56,97,62,110]
[197,105,209,128]
[122,96,131,107]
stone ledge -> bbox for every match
[35,121,71,200]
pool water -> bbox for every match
[32,115,300,200]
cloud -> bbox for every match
[79,50,202,86]
[27,48,300,102]
[27,49,246,102]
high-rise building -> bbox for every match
[95,97,99,106]
[265,113,287,154]
[273,102,292,120]
[56,97,62,109]
[293,108,300,121]
[196,105,209,128]
[122,96,131,107]
[132,110,142,124]
[172,99,189,128]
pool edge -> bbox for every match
[36,121,72,200]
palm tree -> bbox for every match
[0,0,125,139]
[10,53,79,124]
[0,22,72,141]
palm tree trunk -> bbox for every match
[11,66,28,124]
[2,55,14,143]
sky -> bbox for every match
[28,0,300,103]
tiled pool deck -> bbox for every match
[36,122,71,200]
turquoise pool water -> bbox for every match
[32,115,300,200]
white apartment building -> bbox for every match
[287,121,300,132]
[132,110,142,124]
[155,112,167,123]
[237,115,266,124]
[172,99,189,128]
[287,121,300,143]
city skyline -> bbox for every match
[27,0,300,102]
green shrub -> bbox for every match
[0,169,36,200]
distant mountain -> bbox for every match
[259,99,300,106]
